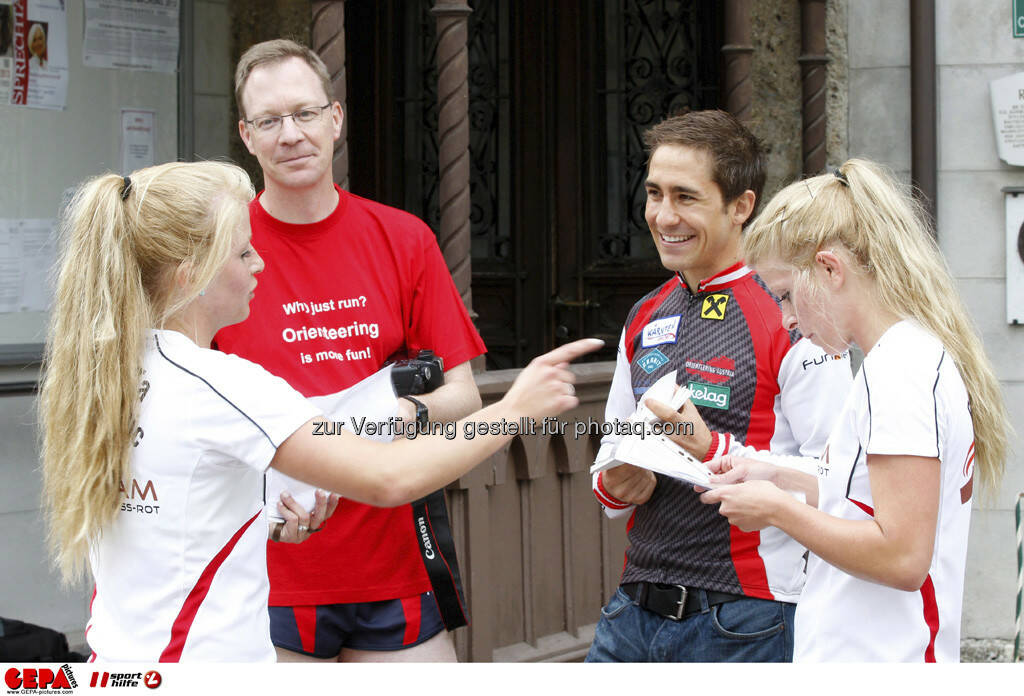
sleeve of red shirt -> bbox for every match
[404,222,487,368]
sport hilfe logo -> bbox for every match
[89,671,161,689]
[4,666,76,691]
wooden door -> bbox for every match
[346,0,721,369]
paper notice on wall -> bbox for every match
[83,0,179,73]
[0,218,56,313]
[991,72,1024,167]
[121,109,155,172]
[7,0,69,110]
[0,220,18,313]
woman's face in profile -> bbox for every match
[29,28,45,57]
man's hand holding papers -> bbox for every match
[591,371,719,490]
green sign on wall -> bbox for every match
[1016,0,1024,38]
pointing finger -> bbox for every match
[535,338,604,366]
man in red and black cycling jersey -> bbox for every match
[586,111,851,663]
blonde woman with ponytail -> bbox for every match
[40,161,600,662]
[665,159,1008,662]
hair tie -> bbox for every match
[120,176,133,201]
[833,168,849,187]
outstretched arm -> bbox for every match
[396,361,481,423]
[272,338,602,508]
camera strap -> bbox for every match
[411,489,469,631]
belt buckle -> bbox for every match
[671,584,688,620]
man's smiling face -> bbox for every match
[644,144,747,287]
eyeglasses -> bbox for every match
[243,104,332,133]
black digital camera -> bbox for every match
[390,349,444,396]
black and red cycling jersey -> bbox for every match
[593,262,852,601]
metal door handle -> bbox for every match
[552,295,600,309]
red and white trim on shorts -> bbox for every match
[293,605,318,655]
[399,596,423,646]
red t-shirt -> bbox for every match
[215,186,486,606]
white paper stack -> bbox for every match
[590,370,715,488]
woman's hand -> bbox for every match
[698,481,791,532]
[646,396,712,460]
[500,338,604,421]
[708,455,780,485]
[271,489,340,543]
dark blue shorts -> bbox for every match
[269,591,446,657]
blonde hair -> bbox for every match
[744,159,1008,496]
[234,39,333,119]
[41,161,254,583]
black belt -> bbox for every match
[621,582,743,621]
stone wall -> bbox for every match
[746,0,849,201]
[748,1,802,200]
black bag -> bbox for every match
[0,617,85,662]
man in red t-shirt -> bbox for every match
[215,39,486,662]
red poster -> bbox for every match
[10,0,25,104]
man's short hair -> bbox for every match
[643,110,766,220]
[234,39,334,119]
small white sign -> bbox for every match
[121,109,155,173]
[641,315,681,348]
[990,72,1024,167]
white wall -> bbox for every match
[0,0,177,645]
[848,0,1024,640]
[0,0,233,650]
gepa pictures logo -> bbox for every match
[4,665,76,693]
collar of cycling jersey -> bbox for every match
[675,261,753,294]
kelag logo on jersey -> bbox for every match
[640,315,681,347]
[638,348,670,374]
[688,381,730,409]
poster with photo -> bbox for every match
[7,0,68,110]
[0,1,13,103]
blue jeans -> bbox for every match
[585,587,796,662]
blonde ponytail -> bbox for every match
[744,159,1009,496]
[41,161,253,583]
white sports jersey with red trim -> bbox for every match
[593,264,852,601]
[795,321,975,662]
[86,330,319,662]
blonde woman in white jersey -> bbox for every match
[39,161,600,661]
[658,159,1008,662]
